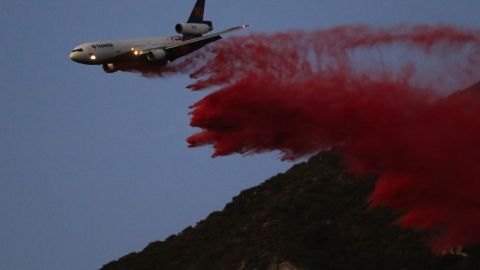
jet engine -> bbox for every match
[103,63,118,73]
[175,23,213,35]
[146,49,167,61]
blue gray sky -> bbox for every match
[1,1,480,270]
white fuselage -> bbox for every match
[69,35,183,65]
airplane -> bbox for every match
[69,0,249,73]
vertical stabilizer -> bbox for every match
[183,0,211,40]
[187,0,205,23]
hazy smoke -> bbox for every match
[130,25,480,252]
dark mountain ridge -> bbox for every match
[448,81,480,100]
[100,151,480,270]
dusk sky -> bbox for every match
[2,1,480,270]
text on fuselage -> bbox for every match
[91,43,114,49]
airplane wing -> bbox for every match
[166,25,249,50]
[147,25,249,62]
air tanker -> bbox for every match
[69,0,248,73]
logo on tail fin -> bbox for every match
[194,6,204,18]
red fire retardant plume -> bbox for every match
[135,25,480,252]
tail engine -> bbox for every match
[175,21,213,35]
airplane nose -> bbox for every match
[69,52,80,63]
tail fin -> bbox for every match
[187,0,205,23]
[183,0,211,40]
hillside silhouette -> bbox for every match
[100,149,480,270]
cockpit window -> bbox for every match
[71,48,84,52]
